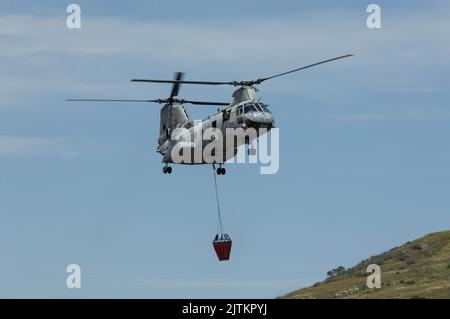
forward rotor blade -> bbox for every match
[170,72,184,98]
[66,99,157,102]
[131,54,353,88]
[257,54,353,83]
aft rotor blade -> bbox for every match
[170,72,184,98]
[181,100,229,106]
[66,99,158,102]
[258,54,353,83]
[67,98,229,106]
[131,79,233,86]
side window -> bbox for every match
[212,120,217,128]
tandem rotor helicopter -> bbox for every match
[68,54,352,175]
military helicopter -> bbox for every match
[68,54,352,175]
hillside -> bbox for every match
[282,231,450,299]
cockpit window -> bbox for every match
[244,104,256,113]
[259,103,271,113]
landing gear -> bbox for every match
[163,165,172,174]
[216,164,226,175]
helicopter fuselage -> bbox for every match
[158,97,274,165]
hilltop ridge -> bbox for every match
[282,231,450,299]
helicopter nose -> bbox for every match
[245,112,274,129]
[263,112,274,124]
[260,112,274,124]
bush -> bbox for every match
[406,258,416,265]
[327,266,346,278]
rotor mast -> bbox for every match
[231,86,257,106]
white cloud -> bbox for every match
[328,110,450,122]
[84,277,309,289]
[0,4,449,111]
[0,135,76,159]
[0,14,356,62]
[1,8,449,66]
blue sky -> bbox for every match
[0,0,449,298]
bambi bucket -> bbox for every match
[212,234,232,261]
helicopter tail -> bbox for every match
[158,103,191,144]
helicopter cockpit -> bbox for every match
[243,102,271,114]
[236,102,274,129]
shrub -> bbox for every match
[406,258,416,265]
[327,266,347,278]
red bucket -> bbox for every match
[213,234,232,261]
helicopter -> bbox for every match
[67,54,352,175]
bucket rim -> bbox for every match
[213,239,232,244]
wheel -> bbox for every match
[163,166,167,174]
[167,166,172,174]
[216,167,222,175]
[221,167,226,175]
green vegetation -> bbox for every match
[327,266,346,278]
[281,231,450,299]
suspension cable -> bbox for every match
[212,164,224,236]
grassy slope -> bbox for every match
[282,231,450,299]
